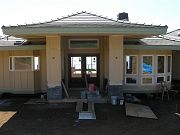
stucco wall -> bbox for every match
[108,35,123,85]
[46,35,62,87]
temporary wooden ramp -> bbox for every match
[76,101,96,120]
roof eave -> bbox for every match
[0,45,45,51]
[2,26,167,36]
[124,44,180,50]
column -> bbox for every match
[46,35,62,100]
[108,35,124,95]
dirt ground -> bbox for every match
[0,94,180,135]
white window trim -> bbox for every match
[142,55,154,75]
[141,77,154,85]
[68,39,99,49]
[125,76,138,85]
[156,76,165,84]
[125,55,138,75]
[9,56,34,71]
[157,55,165,75]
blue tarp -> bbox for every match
[143,63,152,74]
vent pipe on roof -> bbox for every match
[117,12,129,21]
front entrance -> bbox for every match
[68,55,100,88]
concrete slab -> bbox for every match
[24,99,46,104]
[125,102,158,119]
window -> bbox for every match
[126,56,137,74]
[69,40,98,49]
[167,76,171,82]
[157,56,165,74]
[9,56,40,71]
[167,56,171,73]
[142,56,153,74]
[34,57,40,70]
[157,77,164,83]
[126,77,137,84]
[86,56,97,77]
[71,57,82,78]
[142,77,153,84]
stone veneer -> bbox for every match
[47,86,62,100]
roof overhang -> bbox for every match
[0,45,45,51]
[2,26,167,37]
[124,44,180,50]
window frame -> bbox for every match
[125,55,138,75]
[156,76,165,84]
[142,55,154,75]
[157,55,165,74]
[9,56,39,71]
[141,77,153,85]
[33,56,40,71]
[166,75,171,82]
[125,77,138,85]
[167,55,172,73]
[69,39,99,49]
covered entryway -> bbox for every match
[68,55,100,88]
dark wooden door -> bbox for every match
[68,54,100,88]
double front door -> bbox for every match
[68,55,99,88]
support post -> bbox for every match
[108,35,124,96]
[46,35,62,100]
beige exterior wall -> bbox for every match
[108,35,123,85]
[46,35,62,88]
[0,50,47,94]
[40,50,47,91]
[0,51,34,94]
[172,51,180,80]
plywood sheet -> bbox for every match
[125,102,158,119]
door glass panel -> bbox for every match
[71,57,82,78]
[86,56,97,77]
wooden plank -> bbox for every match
[9,71,15,89]
[20,72,28,89]
[0,53,4,88]
[27,71,34,90]
[14,72,21,89]
[76,101,83,112]
[62,81,69,98]
[88,101,95,112]
[125,102,158,119]
[3,52,10,89]
[48,98,87,103]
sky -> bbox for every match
[0,0,179,36]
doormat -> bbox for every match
[125,102,158,119]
